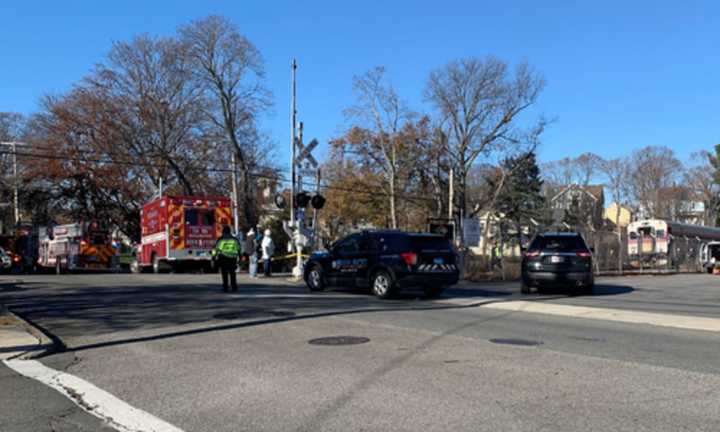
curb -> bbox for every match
[0,305,59,360]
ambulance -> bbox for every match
[38,221,118,274]
[133,195,232,273]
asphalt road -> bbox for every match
[0,361,114,432]
[2,273,720,431]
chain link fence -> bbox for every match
[464,226,709,280]
[579,228,706,274]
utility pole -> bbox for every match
[288,58,305,278]
[290,59,297,225]
[448,167,454,221]
[293,121,305,277]
[12,142,17,226]
[231,151,240,236]
[1,141,23,226]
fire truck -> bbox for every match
[133,195,232,273]
[38,221,118,274]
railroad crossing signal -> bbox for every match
[295,138,318,168]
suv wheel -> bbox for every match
[371,270,394,299]
[521,279,531,294]
[306,265,325,292]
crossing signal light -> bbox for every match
[295,192,311,208]
[311,194,326,210]
[294,192,325,210]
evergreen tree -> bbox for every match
[709,144,720,226]
[490,151,545,247]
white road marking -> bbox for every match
[483,300,720,333]
[3,359,184,432]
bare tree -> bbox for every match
[685,151,719,226]
[629,146,682,218]
[541,157,575,187]
[424,56,547,220]
[542,152,602,187]
[343,67,411,229]
[599,156,631,272]
[89,34,210,195]
[179,15,272,226]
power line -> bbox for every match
[0,149,440,203]
[12,142,284,177]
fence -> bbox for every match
[464,227,708,280]
[581,228,706,274]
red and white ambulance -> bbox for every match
[133,195,233,273]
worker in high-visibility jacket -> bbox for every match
[212,225,242,292]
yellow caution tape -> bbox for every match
[257,253,309,263]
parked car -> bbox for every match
[304,230,459,299]
[0,247,11,273]
[521,232,594,294]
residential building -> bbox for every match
[549,184,605,229]
[603,203,632,229]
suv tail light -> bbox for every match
[524,250,540,258]
[576,251,592,258]
[400,252,418,266]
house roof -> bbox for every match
[550,184,604,203]
[656,186,697,201]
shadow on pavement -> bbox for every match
[1,277,515,355]
[536,284,634,297]
[44,300,496,356]
[1,275,638,357]
[591,284,634,296]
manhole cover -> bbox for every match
[213,310,296,320]
[490,338,542,347]
[308,336,370,346]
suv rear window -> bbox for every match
[410,236,452,251]
[530,235,587,252]
[370,233,452,252]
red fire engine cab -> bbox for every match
[132,195,233,273]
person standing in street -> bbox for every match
[245,228,258,278]
[212,225,241,292]
[261,229,274,277]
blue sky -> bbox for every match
[2,0,719,169]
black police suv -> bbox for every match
[304,230,459,299]
[521,232,594,294]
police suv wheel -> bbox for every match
[307,266,325,292]
[371,270,394,299]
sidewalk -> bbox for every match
[0,306,53,360]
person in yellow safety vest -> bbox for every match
[212,225,241,292]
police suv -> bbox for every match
[304,230,459,299]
